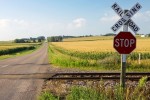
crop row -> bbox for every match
[51,44,150,60]
[0,46,35,56]
[49,44,150,71]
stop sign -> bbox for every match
[113,32,136,54]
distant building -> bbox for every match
[141,34,145,37]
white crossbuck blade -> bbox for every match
[111,2,142,33]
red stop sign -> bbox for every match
[113,32,136,54]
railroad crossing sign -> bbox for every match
[114,32,136,54]
[111,2,142,33]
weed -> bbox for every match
[38,91,59,100]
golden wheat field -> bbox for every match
[52,36,150,52]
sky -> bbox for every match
[0,0,150,40]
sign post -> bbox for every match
[121,10,128,88]
[111,3,142,88]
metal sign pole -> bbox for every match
[111,2,142,88]
[120,10,128,88]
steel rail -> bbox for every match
[49,72,150,81]
[53,72,150,75]
[0,72,149,80]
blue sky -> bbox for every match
[0,0,149,40]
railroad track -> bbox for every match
[49,72,150,81]
[0,72,149,81]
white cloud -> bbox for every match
[146,11,150,16]
[0,18,73,40]
[0,19,28,27]
[0,19,11,27]
[133,10,150,22]
[0,19,56,40]
[67,18,86,29]
[99,10,150,34]
[73,18,86,28]
[99,15,119,23]
[99,10,150,23]
[99,12,120,23]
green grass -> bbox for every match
[38,91,59,100]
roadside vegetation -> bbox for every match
[43,36,150,100]
[0,42,41,60]
[48,36,150,72]
[39,77,150,100]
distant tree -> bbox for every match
[38,39,42,42]
[47,36,63,42]
[147,34,150,37]
[37,36,45,41]
[14,39,18,43]
[30,37,37,43]
[33,39,36,42]
[20,39,25,43]
[103,33,116,36]
[62,36,76,39]
[14,39,25,43]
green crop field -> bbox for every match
[0,42,41,60]
[48,36,150,72]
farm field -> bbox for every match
[49,36,150,72]
[0,42,38,50]
[0,42,41,60]
[53,36,150,52]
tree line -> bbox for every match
[14,36,45,43]
[47,36,63,42]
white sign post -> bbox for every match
[111,2,142,88]
[111,2,142,34]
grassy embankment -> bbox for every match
[0,42,41,60]
[48,36,150,72]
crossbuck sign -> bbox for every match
[111,3,142,33]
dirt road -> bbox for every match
[0,43,49,100]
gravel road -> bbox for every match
[0,43,49,100]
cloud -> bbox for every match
[0,19,11,27]
[99,10,150,23]
[99,10,150,34]
[0,19,28,27]
[99,15,119,23]
[67,18,87,29]
[133,10,150,22]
